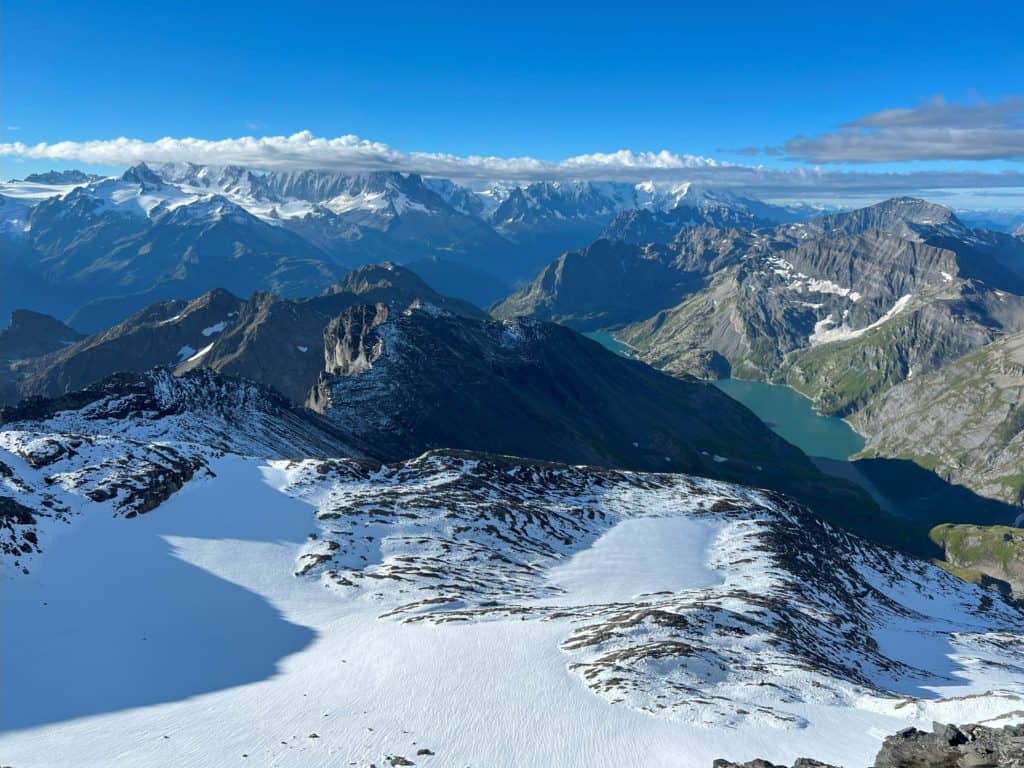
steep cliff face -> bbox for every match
[323,303,390,376]
[306,303,391,412]
[854,331,1024,506]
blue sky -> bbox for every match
[2,0,1023,205]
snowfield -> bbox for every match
[809,294,914,346]
[2,408,1024,766]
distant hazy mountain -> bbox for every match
[958,208,1024,234]
[0,310,83,360]
[17,170,102,185]
[400,257,511,308]
[3,166,343,330]
[484,181,811,278]
[0,310,86,405]
[601,184,804,244]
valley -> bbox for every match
[587,329,866,460]
[3,166,1024,768]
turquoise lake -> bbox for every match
[584,331,865,461]
[583,331,636,357]
[711,379,865,461]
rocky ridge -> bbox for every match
[304,300,892,544]
[0,367,361,566]
[5,263,481,406]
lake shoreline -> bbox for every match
[583,330,868,461]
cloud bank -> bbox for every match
[3,126,1024,198]
[783,95,1024,163]
[0,132,720,182]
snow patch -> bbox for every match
[201,321,228,337]
[538,517,724,606]
[810,294,913,346]
[186,343,214,362]
[2,428,1023,768]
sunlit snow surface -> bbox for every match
[2,443,1023,767]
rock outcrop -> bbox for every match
[873,722,1024,768]
[714,721,1024,768]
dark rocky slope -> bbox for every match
[15,289,246,403]
[0,309,84,359]
[0,310,86,404]
[307,301,893,546]
[8,263,482,406]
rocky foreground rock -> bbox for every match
[714,721,1024,767]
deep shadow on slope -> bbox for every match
[814,456,1023,557]
[0,460,317,732]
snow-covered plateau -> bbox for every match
[1,395,1023,767]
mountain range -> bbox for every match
[495,195,1024,524]
[1,165,817,331]
[7,179,1024,526]
[1,262,886,546]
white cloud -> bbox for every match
[783,95,1024,163]
[0,130,721,182]
[2,129,1024,198]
